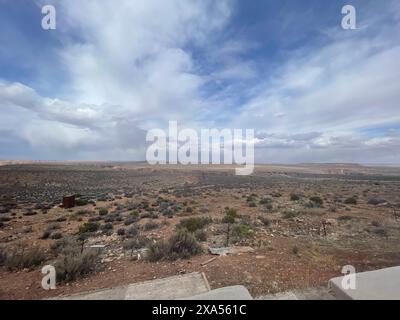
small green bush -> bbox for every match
[143,221,159,231]
[259,216,271,226]
[123,236,148,251]
[41,230,52,239]
[290,193,300,201]
[0,246,6,265]
[248,202,257,207]
[126,226,139,238]
[130,210,139,217]
[98,208,108,216]
[176,217,212,232]
[147,230,202,261]
[124,216,138,226]
[231,224,254,240]
[76,199,88,206]
[282,210,301,219]
[222,208,238,224]
[51,232,63,240]
[78,222,99,234]
[259,198,272,205]
[76,210,91,215]
[100,223,113,231]
[309,196,323,207]
[344,197,357,205]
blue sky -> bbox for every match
[0,0,399,163]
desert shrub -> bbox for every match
[259,216,271,226]
[186,207,193,213]
[50,237,76,255]
[292,246,299,255]
[76,210,91,216]
[149,212,159,219]
[124,216,138,226]
[54,246,99,283]
[130,210,139,217]
[259,198,272,205]
[264,203,273,211]
[344,197,357,205]
[143,221,159,231]
[371,220,380,227]
[98,208,108,216]
[147,230,202,262]
[100,223,113,231]
[88,216,102,222]
[78,222,99,234]
[271,192,282,198]
[0,246,7,265]
[146,241,166,261]
[23,211,38,216]
[231,224,255,240]
[176,217,212,232]
[141,200,150,209]
[222,208,238,224]
[51,232,63,240]
[139,212,152,219]
[162,208,174,218]
[41,230,52,240]
[282,210,301,219]
[75,199,88,206]
[246,196,255,203]
[0,216,11,222]
[194,229,207,242]
[117,228,125,236]
[3,246,45,270]
[309,196,323,207]
[290,193,300,201]
[373,228,388,237]
[66,214,76,221]
[126,226,139,238]
[248,202,257,207]
[123,237,148,251]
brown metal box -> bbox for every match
[62,195,76,208]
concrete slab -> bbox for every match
[329,266,400,300]
[54,272,210,300]
[125,272,210,300]
[182,286,253,300]
[257,287,335,300]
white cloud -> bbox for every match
[1,0,399,163]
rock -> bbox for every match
[209,246,254,256]
[209,247,232,256]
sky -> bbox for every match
[0,0,399,164]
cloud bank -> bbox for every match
[0,0,399,163]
